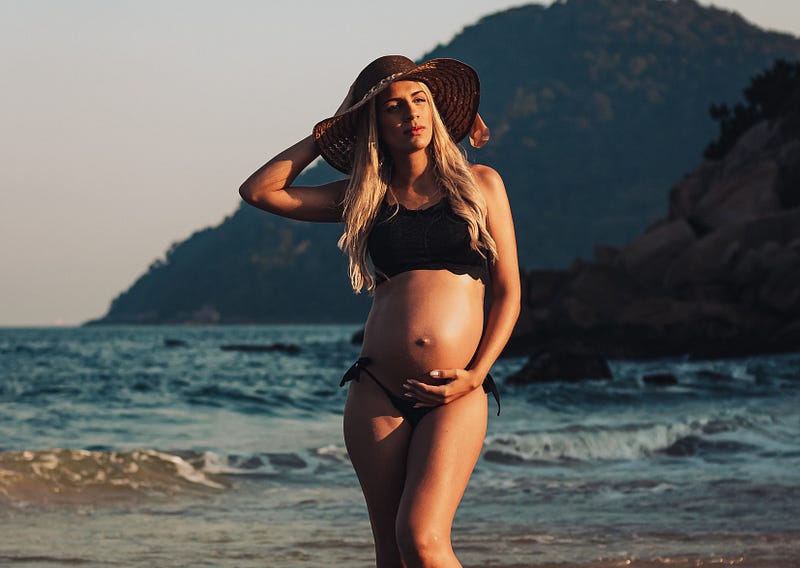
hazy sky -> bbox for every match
[2,1,799,326]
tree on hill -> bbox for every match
[705,59,800,159]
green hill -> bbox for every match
[91,0,800,324]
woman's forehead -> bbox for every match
[377,80,426,103]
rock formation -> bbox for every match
[510,111,800,360]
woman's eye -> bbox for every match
[414,97,427,103]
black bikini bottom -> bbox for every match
[340,357,501,428]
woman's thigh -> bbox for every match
[343,378,412,546]
[398,387,489,536]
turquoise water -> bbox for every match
[1,325,798,567]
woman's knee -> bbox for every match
[395,517,453,567]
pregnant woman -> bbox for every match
[240,55,520,568]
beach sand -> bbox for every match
[1,482,797,568]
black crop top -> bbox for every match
[367,198,489,285]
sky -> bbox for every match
[1,1,799,326]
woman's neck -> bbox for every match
[389,152,438,201]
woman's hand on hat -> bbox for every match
[334,81,358,117]
[469,113,491,148]
[401,368,483,407]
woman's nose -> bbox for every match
[403,106,418,122]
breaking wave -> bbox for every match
[0,449,227,506]
[0,445,353,507]
[482,415,770,465]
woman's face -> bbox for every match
[375,80,433,156]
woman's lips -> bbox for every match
[407,126,425,136]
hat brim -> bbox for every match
[313,58,480,174]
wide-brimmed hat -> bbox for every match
[313,55,480,174]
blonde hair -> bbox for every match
[337,82,497,293]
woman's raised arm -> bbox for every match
[239,136,347,222]
[238,135,347,222]
[239,84,358,222]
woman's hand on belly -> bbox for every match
[402,367,483,407]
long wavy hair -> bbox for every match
[337,81,497,293]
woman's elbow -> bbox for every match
[493,279,521,314]
[507,290,522,320]
[239,179,267,208]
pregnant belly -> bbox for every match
[360,270,485,393]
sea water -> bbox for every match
[0,325,798,567]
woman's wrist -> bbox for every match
[465,367,489,389]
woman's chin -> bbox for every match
[396,140,432,157]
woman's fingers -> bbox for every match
[402,369,470,406]
[402,380,443,405]
[429,369,456,380]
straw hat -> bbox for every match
[313,55,480,174]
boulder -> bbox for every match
[592,244,620,265]
[664,208,800,289]
[758,252,800,312]
[642,373,679,386]
[668,162,719,221]
[524,270,569,307]
[506,349,612,385]
[720,120,781,177]
[776,139,800,208]
[691,159,780,230]
[351,328,365,344]
[618,219,696,286]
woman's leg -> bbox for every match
[395,387,488,568]
[343,377,413,568]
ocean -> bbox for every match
[0,325,798,567]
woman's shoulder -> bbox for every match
[469,164,506,198]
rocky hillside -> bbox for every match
[91,0,800,324]
[509,59,800,359]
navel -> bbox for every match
[414,337,432,347]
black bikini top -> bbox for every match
[367,198,489,285]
